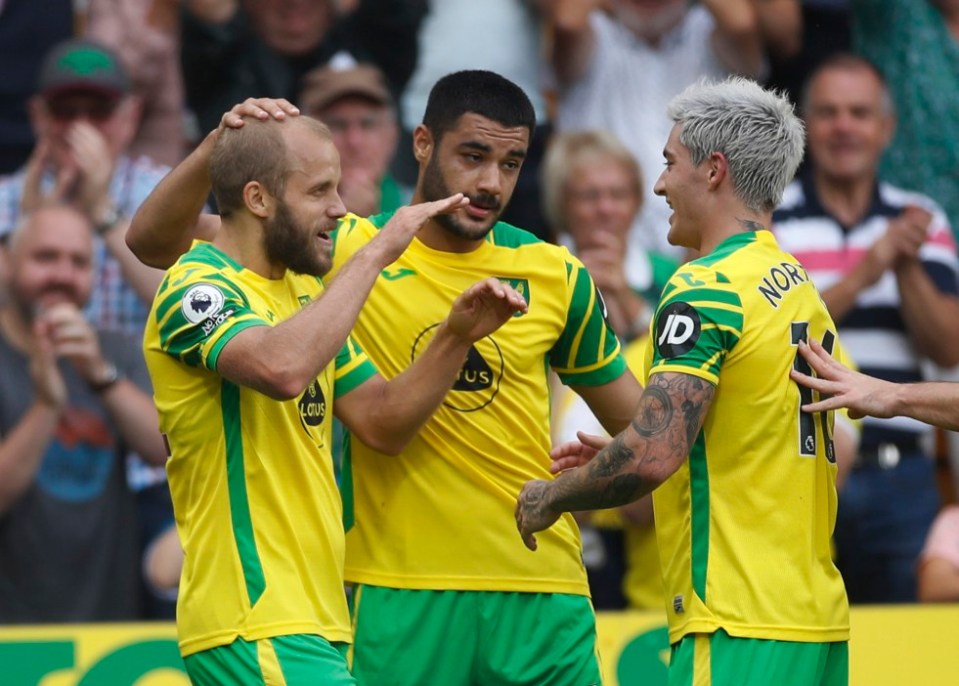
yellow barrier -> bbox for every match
[2,605,958,685]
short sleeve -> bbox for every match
[153,270,267,371]
[333,334,378,398]
[648,266,744,384]
[550,254,626,386]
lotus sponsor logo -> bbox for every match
[411,323,504,412]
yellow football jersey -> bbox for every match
[144,242,376,656]
[646,230,849,644]
[330,213,627,594]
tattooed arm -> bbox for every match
[515,371,715,550]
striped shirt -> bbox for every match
[772,175,959,443]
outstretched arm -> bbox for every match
[335,278,528,454]
[516,371,714,550]
[127,98,299,268]
[215,195,470,401]
[792,338,959,432]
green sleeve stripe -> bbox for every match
[335,359,378,398]
[701,322,743,340]
[207,320,267,371]
[556,352,627,387]
[553,264,621,370]
[661,287,742,310]
[659,281,678,302]
[702,350,725,373]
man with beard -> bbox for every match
[0,204,167,622]
[138,101,527,685]
[129,73,642,685]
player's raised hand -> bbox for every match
[445,278,527,343]
[218,98,300,131]
[374,194,469,263]
[549,431,611,473]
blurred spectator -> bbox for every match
[852,0,959,241]
[549,0,800,267]
[180,0,425,137]
[0,37,168,337]
[86,0,187,166]
[299,57,409,217]
[0,0,73,174]
[773,54,959,603]
[0,205,167,622]
[395,0,553,239]
[541,129,677,341]
[918,505,959,602]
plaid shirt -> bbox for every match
[0,154,171,337]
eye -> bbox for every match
[503,160,521,171]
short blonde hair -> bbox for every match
[540,129,643,235]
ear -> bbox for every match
[412,124,433,163]
[706,151,728,190]
[244,181,272,219]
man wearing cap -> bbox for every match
[0,37,169,338]
[299,59,409,217]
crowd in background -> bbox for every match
[1,0,958,624]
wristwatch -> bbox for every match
[88,362,122,393]
[93,203,125,237]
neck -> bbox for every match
[697,202,769,255]
[415,219,487,254]
[213,218,285,279]
[812,171,875,227]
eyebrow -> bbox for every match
[460,140,527,160]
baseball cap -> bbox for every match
[38,39,130,101]
[299,63,392,114]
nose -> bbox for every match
[653,170,666,196]
[329,191,348,219]
[476,163,502,196]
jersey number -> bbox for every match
[791,323,836,463]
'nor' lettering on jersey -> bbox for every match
[757,261,810,308]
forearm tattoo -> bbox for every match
[550,373,714,513]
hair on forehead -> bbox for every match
[423,70,535,141]
[210,116,333,217]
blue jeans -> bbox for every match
[834,452,940,603]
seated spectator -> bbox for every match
[0,37,168,337]
[0,205,167,622]
[299,57,409,216]
[541,129,677,341]
[918,505,959,602]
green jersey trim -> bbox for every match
[222,381,266,607]
[689,430,710,600]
